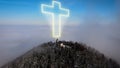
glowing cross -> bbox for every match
[41,1,70,38]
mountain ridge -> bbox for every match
[1,40,120,68]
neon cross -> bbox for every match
[41,1,70,38]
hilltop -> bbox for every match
[1,41,120,68]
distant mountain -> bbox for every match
[1,41,120,68]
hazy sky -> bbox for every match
[0,0,118,25]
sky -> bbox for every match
[0,0,118,25]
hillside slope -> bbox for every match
[1,41,120,68]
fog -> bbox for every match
[62,23,120,64]
[0,23,120,66]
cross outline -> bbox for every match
[41,1,70,38]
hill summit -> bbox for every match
[1,40,120,68]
